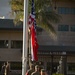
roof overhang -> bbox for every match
[38,45,75,52]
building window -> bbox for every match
[58,7,75,14]
[58,25,69,31]
[11,40,22,49]
[10,62,22,70]
[67,63,75,72]
[70,25,75,31]
[0,40,8,48]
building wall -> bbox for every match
[56,1,75,46]
[37,1,75,73]
[38,1,75,46]
[0,30,22,62]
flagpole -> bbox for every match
[22,0,28,75]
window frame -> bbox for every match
[58,25,69,31]
[0,40,9,48]
[11,40,22,49]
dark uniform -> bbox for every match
[1,63,6,75]
[31,65,40,75]
[31,71,40,75]
[26,64,35,75]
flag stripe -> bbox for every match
[31,24,38,61]
[28,0,39,61]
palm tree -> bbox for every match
[9,0,61,39]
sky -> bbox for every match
[0,0,12,19]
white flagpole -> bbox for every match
[22,0,28,75]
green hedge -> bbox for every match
[52,73,64,75]
[11,62,22,70]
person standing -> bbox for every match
[41,69,48,75]
[5,61,10,75]
[31,65,40,75]
[1,63,6,75]
[26,64,35,75]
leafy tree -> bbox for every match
[9,0,61,39]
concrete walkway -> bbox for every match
[0,71,21,75]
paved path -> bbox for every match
[0,71,21,75]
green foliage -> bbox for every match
[11,62,22,70]
[9,0,61,39]
[52,73,64,75]
[9,0,24,11]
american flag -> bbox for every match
[28,0,35,28]
[28,0,38,61]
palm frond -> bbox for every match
[9,0,24,12]
[13,11,23,25]
[36,8,61,39]
[9,0,61,40]
[37,18,57,40]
